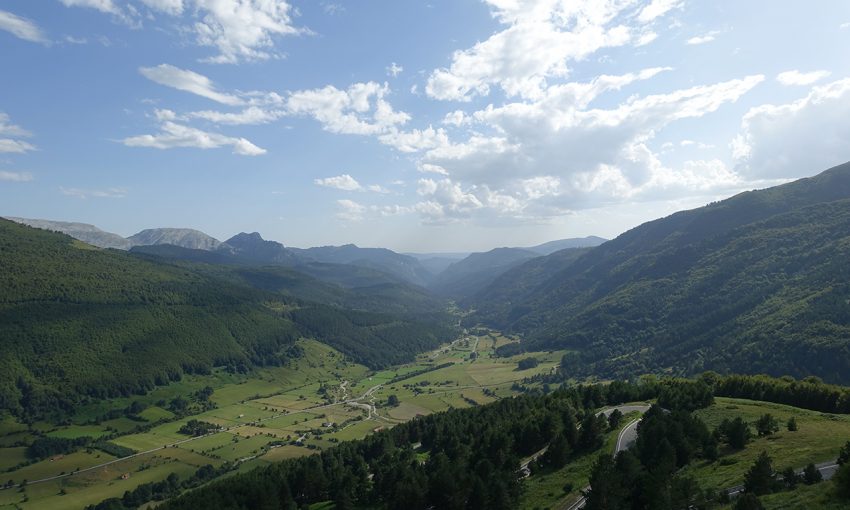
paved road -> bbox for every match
[560,405,651,510]
[725,459,840,497]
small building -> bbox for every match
[121,473,131,480]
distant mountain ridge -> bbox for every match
[428,247,541,300]
[128,228,225,251]
[4,217,605,289]
[3,217,132,250]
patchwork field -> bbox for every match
[0,331,560,510]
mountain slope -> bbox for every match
[224,232,302,266]
[4,217,132,249]
[470,162,850,383]
[0,220,454,420]
[128,228,224,250]
[290,244,434,286]
[429,247,540,300]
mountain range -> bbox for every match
[469,161,850,383]
[2,216,605,291]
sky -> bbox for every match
[1,1,850,252]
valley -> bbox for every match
[0,331,564,510]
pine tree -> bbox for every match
[743,451,775,495]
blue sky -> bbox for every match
[1,0,850,252]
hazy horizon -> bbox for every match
[2,1,850,252]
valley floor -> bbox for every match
[0,330,564,510]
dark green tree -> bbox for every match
[743,451,775,496]
[802,463,822,484]
[607,409,623,431]
[786,416,798,431]
[755,414,779,437]
[834,463,850,499]
[781,466,799,489]
[734,493,765,510]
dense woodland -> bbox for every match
[0,219,454,420]
[153,382,665,510]
[472,163,850,384]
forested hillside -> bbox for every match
[471,162,850,383]
[0,220,454,420]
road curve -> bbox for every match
[557,404,651,510]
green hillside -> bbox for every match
[0,220,454,420]
[470,162,850,383]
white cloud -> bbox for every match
[0,113,31,137]
[442,110,469,127]
[425,0,680,102]
[58,0,137,25]
[386,62,403,77]
[322,3,345,16]
[0,9,49,44]
[733,78,850,178]
[192,0,303,64]
[776,70,831,87]
[139,0,185,15]
[334,199,409,221]
[122,120,266,155]
[63,0,303,63]
[315,174,389,193]
[0,139,36,154]
[286,82,409,135]
[418,163,449,175]
[0,170,33,182]
[140,64,244,105]
[60,186,127,199]
[315,174,361,191]
[840,22,850,30]
[378,126,449,153]
[637,0,683,23]
[0,113,35,154]
[686,31,719,45]
[336,199,366,220]
[58,0,121,15]
[189,106,284,125]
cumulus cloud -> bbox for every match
[122,120,266,155]
[776,70,831,87]
[424,0,680,102]
[191,0,304,64]
[0,9,49,44]
[0,170,33,182]
[286,82,409,135]
[733,78,850,178]
[140,64,244,105]
[64,0,304,63]
[60,186,127,199]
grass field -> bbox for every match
[683,397,850,491]
[734,481,847,509]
